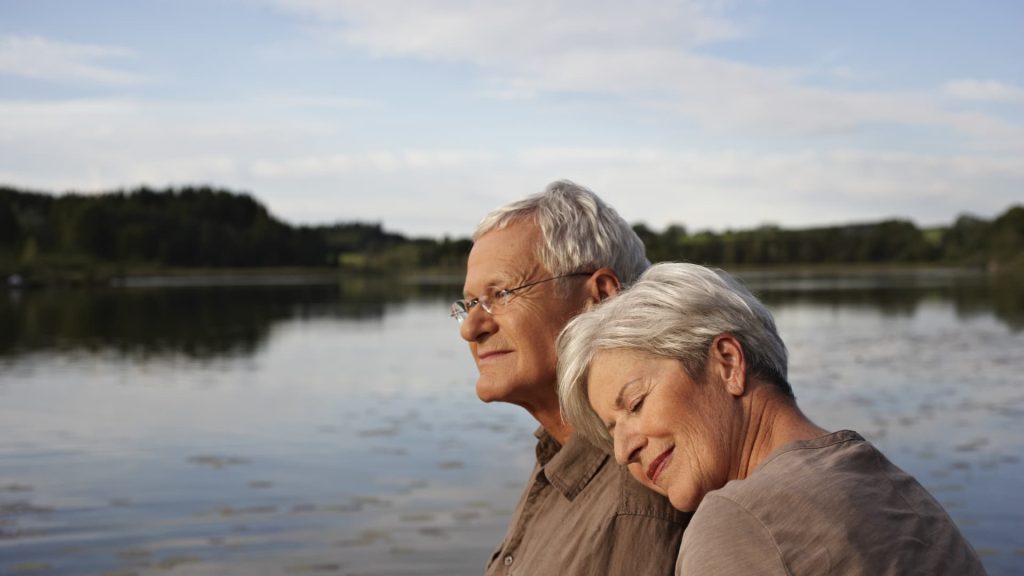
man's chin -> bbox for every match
[475,379,509,404]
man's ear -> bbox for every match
[585,267,621,307]
[709,335,747,397]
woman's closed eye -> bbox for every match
[628,394,646,414]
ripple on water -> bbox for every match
[186,455,250,469]
[116,548,152,561]
[452,510,480,523]
[353,495,393,507]
[7,563,52,574]
[399,512,435,523]
[336,529,391,547]
[155,555,200,569]
[320,502,363,513]
[954,438,990,452]
[193,504,277,518]
[418,526,449,539]
[847,394,875,407]
[357,426,400,438]
[0,500,53,515]
[310,494,396,513]
[285,562,343,573]
[0,484,33,493]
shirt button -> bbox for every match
[503,555,514,566]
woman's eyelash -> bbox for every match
[629,395,646,414]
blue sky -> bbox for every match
[1,0,1021,236]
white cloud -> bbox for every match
[0,95,1019,233]
[250,93,376,110]
[511,146,1024,230]
[0,97,327,190]
[944,79,1024,103]
[0,35,145,85]
[270,1,1020,149]
[250,149,495,177]
[276,0,743,62]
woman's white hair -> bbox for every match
[475,180,649,288]
[557,262,791,451]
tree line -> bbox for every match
[0,186,470,277]
[632,208,1023,271]
[1,185,1021,280]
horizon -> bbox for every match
[7,183,1018,239]
[1,1,1021,237]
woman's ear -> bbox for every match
[710,335,747,397]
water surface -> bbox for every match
[1,270,1021,575]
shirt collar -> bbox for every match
[533,426,609,501]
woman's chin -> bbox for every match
[667,488,702,513]
[628,463,666,496]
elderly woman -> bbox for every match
[557,263,985,575]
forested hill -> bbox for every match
[633,207,1024,271]
[0,186,471,274]
[1,185,1021,279]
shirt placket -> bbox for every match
[495,468,550,575]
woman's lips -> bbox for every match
[647,446,675,486]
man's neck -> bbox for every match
[535,409,574,446]
[517,394,574,445]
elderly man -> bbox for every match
[452,181,688,575]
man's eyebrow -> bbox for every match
[463,281,502,300]
[466,268,540,299]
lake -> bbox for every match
[1,269,1022,575]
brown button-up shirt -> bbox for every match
[485,427,689,576]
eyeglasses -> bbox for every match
[450,271,595,323]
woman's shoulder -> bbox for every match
[684,430,985,576]
[718,429,879,507]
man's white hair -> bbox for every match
[475,180,649,287]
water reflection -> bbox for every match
[744,269,1024,330]
[2,270,1022,363]
[0,277,459,358]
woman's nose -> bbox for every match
[613,425,645,466]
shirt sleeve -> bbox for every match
[600,512,685,575]
[676,494,789,576]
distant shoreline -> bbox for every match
[6,262,1000,291]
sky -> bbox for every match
[1,0,1021,237]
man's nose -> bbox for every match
[459,304,494,342]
